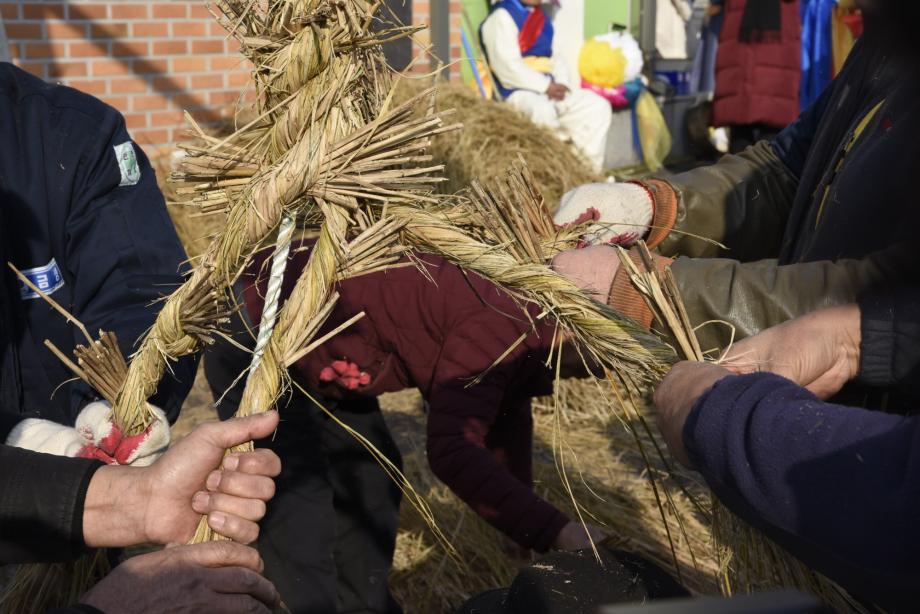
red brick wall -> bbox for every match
[1,1,253,155]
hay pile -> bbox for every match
[394,80,602,206]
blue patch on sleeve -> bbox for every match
[18,259,65,300]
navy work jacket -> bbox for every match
[0,63,196,436]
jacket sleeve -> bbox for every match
[669,247,905,352]
[481,9,553,94]
[684,372,920,609]
[0,445,101,564]
[65,109,197,422]
[424,314,569,552]
[858,285,920,400]
[651,141,799,261]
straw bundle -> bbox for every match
[388,161,676,388]
[394,80,603,206]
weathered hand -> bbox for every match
[653,361,732,467]
[82,411,281,548]
[552,521,608,551]
[141,411,282,546]
[79,542,280,614]
[551,245,620,302]
[720,304,861,400]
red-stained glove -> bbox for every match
[319,360,371,390]
[6,401,170,466]
[554,182,654,246]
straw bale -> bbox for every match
[394,80,602,207]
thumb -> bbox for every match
[172,542,264,573]
[193,412,280,451]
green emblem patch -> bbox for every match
[114,141,141,186]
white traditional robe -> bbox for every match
[481,6,612,172]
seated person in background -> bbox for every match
[654,294,920,611]
[2,412,283,614]
[480,0,612,172]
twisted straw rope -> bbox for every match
[388,202,675,383]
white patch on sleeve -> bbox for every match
[113,141,141,186]
[18,259,65,300]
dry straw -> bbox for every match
[384,383,718,613]
[3,0,863,610]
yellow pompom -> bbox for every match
[578,39,627,89]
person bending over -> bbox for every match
[205,241,608,613]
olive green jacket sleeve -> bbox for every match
[652,141,800,261]
[616,143,909,354]
[670,246,912,353]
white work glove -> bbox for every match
[6,401,170,466]
[554,182,654,246]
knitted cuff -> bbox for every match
[636,179,679,249]
[607,248,673,328]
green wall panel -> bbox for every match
[584,0,638,38]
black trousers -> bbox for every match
[204,315,403,614]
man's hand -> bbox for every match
[551,245,621,302]
[79,542,280,614]
[653,362,732,467]
[721,305,861,399]
[83,411,281,548]
[553,521,607,551]
[546,82,570,101]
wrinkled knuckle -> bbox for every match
[211,539,237,562]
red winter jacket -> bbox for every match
[243,240,569,551]
[713,0,801,129]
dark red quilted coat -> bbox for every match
[713,0,802,129]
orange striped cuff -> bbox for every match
[608,248,674,329]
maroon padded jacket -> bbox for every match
[243,240,570,551]
[713,0,801,130]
